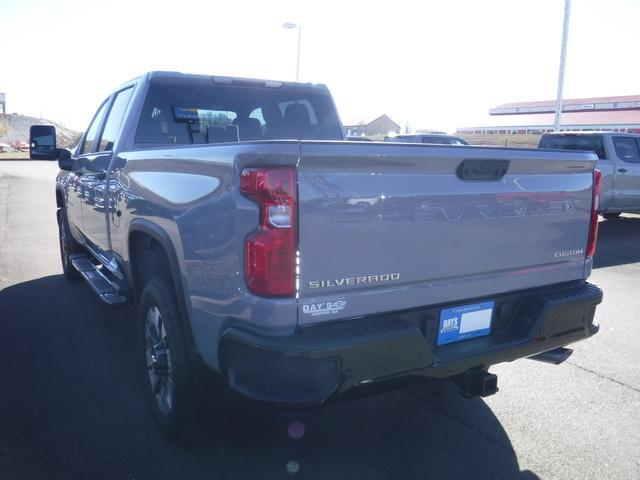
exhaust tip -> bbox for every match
[529,347,573,365]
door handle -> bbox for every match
[457,159,510,181]
[618,168,628,173]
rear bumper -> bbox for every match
[220,282,602,406]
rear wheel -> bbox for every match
[57,209,81,281]
[139,276,198,437]
[602,212,622,220]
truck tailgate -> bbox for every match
[296,142,597,325]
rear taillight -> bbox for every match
[586,168,602,258]
[240,167,297,297]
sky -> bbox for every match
[1,0,639,133]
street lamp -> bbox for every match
[553,0,571,132]
[282,22,301,81]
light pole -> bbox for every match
[553,0,571,132]
[282,22,301,81]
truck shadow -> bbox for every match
[0,274,539,480]
[593,215,640,269]
[191,381,541,480]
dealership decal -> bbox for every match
[302,300,347,317]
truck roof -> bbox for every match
[112,71,331,96]
[139,71,329,91]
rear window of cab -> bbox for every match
[539,134,606,159]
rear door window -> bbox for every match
[613,137,640,163]
[98,87,134,152]
[538,134,606,159]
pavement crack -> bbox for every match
[408,391,514,453]
[566,360,640,394]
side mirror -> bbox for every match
[29,125,58,160]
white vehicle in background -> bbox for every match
[539,132,640,219]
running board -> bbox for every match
[70,254,127,305]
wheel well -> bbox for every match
[128,229,197,350]
[129,231,175,297]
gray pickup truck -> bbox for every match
[30,71,603,435]
[539,131,640,218]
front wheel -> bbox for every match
[139,276,198,437]
[57,209,80,281]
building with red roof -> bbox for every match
[457,95,640,135]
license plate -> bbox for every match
[437,301,494,346]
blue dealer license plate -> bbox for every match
[437,301,494,346]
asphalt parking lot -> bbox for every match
[1,161,639,480]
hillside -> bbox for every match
[0,113,81,149]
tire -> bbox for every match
[57,208,81,281]
[139,276,198,437]
[602,212,622,220]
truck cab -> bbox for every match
[539,131,640,217]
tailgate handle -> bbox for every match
[457,160,510,181]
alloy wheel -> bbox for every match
[144,306,174,416]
